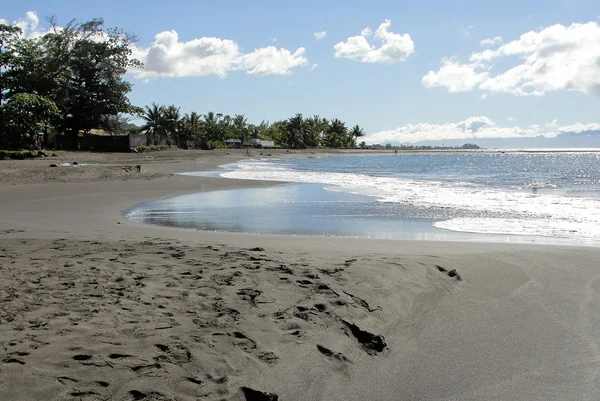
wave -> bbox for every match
[220,159,600,240]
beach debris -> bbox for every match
[249,247,265,252]
[436,265,462,280]
[240,387,279,401]
[72,161,78,165]
[448,269,462,280]
[341,319,387,354]
[49,163,58,167]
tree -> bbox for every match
[163,105,182,145]
[348,125,365,148]
[0,93,58,149]
[323,118,347,148]
[304,115,328,148]
[59,23,140,138]
[203,111,225,147]
[262,121,284,145]
[0,24,23,105]
[141,102,166,143]
[283,113,306,149]
[232,114,249,144]
[100,113,139,135]
[180,111,203,144]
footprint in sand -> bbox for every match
[316,345,351,363]
[211,332,279,365]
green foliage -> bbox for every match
[0,16,141,149]
[322,118,348,148]
[282,113,306,149]
[1,16,373,151]
[210,140,227,149]
[137,101,372,150]
[0,93,58,148]
[304,115,328,148]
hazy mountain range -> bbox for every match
[409,130,600,149]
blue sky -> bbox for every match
[2,0,600,144]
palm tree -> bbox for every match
[181,111,203,144]
[163,104,182,145]
[349,124,365,148]
[263,120,284,145]
[140,102,166,144]
[304,119,320,148]
[233,114,249,145]
[324,118,347,148]
[203,111,225,146]
[284,113,306,149]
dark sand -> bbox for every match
[0,150,599,400]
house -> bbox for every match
[244,138,275,148]
[224,139,243,148]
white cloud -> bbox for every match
[310,63,318,71]
[558,122,600,133]
[2,11,51,38]
[130,30,308,79]
[424,22,600,96]
[480,36,503,46]
[237,47,307,76]
[508,117,514,121]
[422,59,487,93]
[334,19,414,63]
[366,116,600,144]
[314,31,327,40]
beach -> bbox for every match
[1,150,599,401]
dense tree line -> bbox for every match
[0,16,366,150]
[0,17,140,149]
[141,104,366,149]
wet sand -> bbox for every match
[0,150,599,400]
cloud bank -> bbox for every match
[130,30,308,79]
[334,20,414,63]
[367,117,600,144]
[424,22,600,96]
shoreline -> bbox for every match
[1,150,600,400]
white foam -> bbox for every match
[435,218,600,239]
[220,159,600,241]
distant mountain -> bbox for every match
[407,130,600,149]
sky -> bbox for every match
[2,0,600,145]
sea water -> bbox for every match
[126,152,600,246]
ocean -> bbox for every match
[126,152,600,246]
